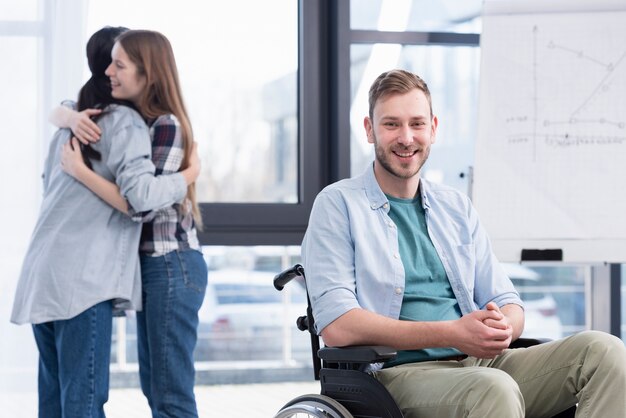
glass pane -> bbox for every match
[196,246,309,364]
[350,0,482,33]
[86,0,298,203]
[505,264,587,339]
[350,43,480,193]
[110,246,310,368]
[0,0,39,21]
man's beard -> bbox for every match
[373,135,431,179]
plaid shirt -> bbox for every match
[137,114,200,256]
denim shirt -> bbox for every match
[301,164,523,335]
[11,105,187,325]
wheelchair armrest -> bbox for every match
[510,337,552,348]
[319,339,548,365]
[318,345,397,364]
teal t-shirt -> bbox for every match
[384,193,463,367]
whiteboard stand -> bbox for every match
[591,264,622,337]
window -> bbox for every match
[0,0,48,399]
[87,0,298,204]
[111,246,311,369]
[0,1,39,20]
[508,264,588,339]
[350,0,482,33]
[195,246,308,364]
[85,0,324,246]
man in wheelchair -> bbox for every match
[300,69,626,417]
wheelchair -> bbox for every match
[272,264,577,418]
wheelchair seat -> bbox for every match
[272,264,576,418]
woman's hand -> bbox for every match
[61,137,90,180]
[61,137,129,214]
[69,109,102,144]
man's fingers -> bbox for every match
[483,318,508,330]
[485,302,500,312]
[476,309,502,322]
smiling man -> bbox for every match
[366,76,436,196]
[301,69,626,417]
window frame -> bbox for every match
[198,0,332,245]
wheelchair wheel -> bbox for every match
[274,394,354,418]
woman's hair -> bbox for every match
[368,69,433,121]
[115,29,202,228]
[77,26,129,111]
[76,26,130,167]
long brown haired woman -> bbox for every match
[61,30,207,418]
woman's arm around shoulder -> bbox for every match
[61,108,200,216]
[49,104,102,144]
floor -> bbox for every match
[0,381,321,417]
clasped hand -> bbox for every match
[454,302,513,359]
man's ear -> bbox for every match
[364,116,374,144]
[430,115,438,144]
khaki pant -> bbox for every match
[373,331,626,417]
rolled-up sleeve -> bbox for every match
[104,111,187,217]
[126,114,187,222]
[302,190,361,334]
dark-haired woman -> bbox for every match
[10,26,199,418]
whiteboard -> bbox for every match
[473,0,626,263]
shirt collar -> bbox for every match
[362,162,431,211]
[363,163,388,211]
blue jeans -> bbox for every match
[137,249,208,418]
[32,300,113,418]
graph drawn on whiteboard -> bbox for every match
[473,4,626,262]
[507,26,626,161]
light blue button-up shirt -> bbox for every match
[302,164,523,335]
[11,105,187,325]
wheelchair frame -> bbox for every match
[273,264,576,418]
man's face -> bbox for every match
[365,89,437,181]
